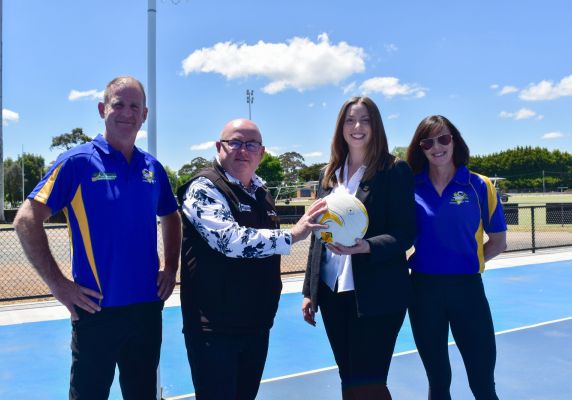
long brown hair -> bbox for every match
[406,115,470,175]
[322,96,394,189]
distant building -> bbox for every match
[296,181,318,199]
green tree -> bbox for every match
[50,128,92,151]
[391,146,407,160]
[468,146,572,190]
[21,153,46,196]
[279,152,306,183]
[3,153,44,206]
[256,152,284,186]
[178,157,212,186]
[3,158,22,206]
[163,166,179,194]
[298,162,327,182]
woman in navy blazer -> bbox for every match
[302,96,416,399]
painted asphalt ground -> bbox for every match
[1,250,571,399]
[257,318,572,400]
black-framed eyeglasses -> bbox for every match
[419,134,453,151]
[220,139,263,152]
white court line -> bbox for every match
[494,316,572,335]
[163,316,572,400]
[265,316,572,382]
[2,250,571,326]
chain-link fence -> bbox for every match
[0,218,310,302]
[2,204,572,302]
[503,204,572,252]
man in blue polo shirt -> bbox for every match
[13,76,181,400]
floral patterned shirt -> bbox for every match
[182,173,293,258]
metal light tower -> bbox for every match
[21,146,24,204]
[246,89,254,120]
[0,0,5,221]
[147,0,157,157]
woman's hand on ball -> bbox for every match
[326,239,370,255]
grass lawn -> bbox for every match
[506,193,572,204]
[278,193,572,207]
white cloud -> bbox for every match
[343,81,357,94]
[68,89,104,101]
[321,102,327,108]
[490,84,499,90]
[499,86,518,95]
[520,75,572,101]
[181,33,365,94]
[308,102,315,108]
[384,43,398,53]
[190,141,216,151]
[265,146,280,156]
[2,108,20,125]
[541,131,564,139]
[359,77,426,99]
[303,151,323,157]
[536,115,545,120]
[387,113,400,120]
[499,108,537,120]
[136,130,147,141]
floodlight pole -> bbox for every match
[147,0,157,157]
[21,145,25,204]
[246,89,254,120]
[147,3,161,398]
[0,0,5,221]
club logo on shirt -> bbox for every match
[450,191,469,205]
[142,169,156,184]
[91,172,117,182]
[238,203,252,212]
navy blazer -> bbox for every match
[302,159,416,317]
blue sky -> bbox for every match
[2,0,571,171]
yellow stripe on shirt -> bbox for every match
[33,163,63,204]
[475,220,486,272]
[70,185,102,294]
[473,172,498,222]
[62,207,75,260]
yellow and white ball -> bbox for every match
[314,191,369,246]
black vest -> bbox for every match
[177,164,282,334]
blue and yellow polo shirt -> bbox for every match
[29,135,178,307]
[409,165,507,274]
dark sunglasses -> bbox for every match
[419,134,453,150]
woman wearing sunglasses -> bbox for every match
[302,96,416,400]
[406,115,507,400]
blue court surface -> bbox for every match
[1,252,572,399]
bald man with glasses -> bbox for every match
[177,118,327,399]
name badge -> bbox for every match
[238,203,252,212]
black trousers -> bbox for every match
[318,281,406,393]
[409,273,499,400]
[69,301,163,400]
[184,329,270,400]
